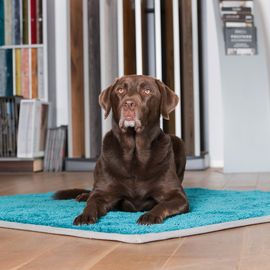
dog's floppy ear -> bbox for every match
[156,79,179,120]
[99,79,119,119]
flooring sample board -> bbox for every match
[0,0,4,45]
[69,0,85,157]
[37,48,44,99]
[15,49,22,96]
[0,96,22,157]
[161,0,175,135]
[5,49,13,96]
[180,0,195,155]
[0,50,7,96]
[12,0,21,44]
[22,0,29,44]
[123,0,136,74]
[4,0,12,45]
[21,48,30,98]
[30,0,37,44]
[88,0,101,159]
[31,49,38,98]
[17,99,49,158]
[37,0,43,43]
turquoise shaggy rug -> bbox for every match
[0,188,270,243]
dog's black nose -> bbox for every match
[123,100,136,111]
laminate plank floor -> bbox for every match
[1,169,270,270]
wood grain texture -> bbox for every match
[21,48,30,98]
[31,49,38,98]
[70,0,85,157]
[123,0,136,75]
[161,0,175,135]
[30,0,37,44]
[37,0,43,44]
[22,0,29,44]
[88,0,101,159]
[180,0,195,155]
[15,49,22,95]
[141,0,149,75]
[1,170,270,269]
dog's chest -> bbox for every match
[123,178,154,206]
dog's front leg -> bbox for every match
[73,192,117,225]
[137,189,189,225]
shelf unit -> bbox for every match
[0,0,49,164]
[0,0,48,101]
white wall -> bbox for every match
[202,0,270,169]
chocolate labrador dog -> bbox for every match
[54,75,189,225]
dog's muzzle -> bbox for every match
[119,100,142,132]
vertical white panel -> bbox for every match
[83,0,90,158]
[117,0,124,77]
[154,0,163,129]
[135,0,143,74]
[42,0,48,101]
[54,0,70,126]
[147,0,155,76]
[100,0,118,137]
[154,0,162,79]
[191,0,201,156]
[172,0,181,138]
[58,0,72,156]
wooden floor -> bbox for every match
[1,169,270,270]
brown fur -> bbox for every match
[54,75,189,225]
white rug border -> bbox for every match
[1,215,270,243]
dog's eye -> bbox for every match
[142,89,151,95]
[116,88,125,94]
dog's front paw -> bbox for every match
[73,213,97,225]
[137,213,163,225]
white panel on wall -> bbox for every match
[154,0,163,129]
[172,0,181,138]
[117,0,124,77]
[54,0,70,127]
[135,0,143,75]
[146,0,155,76]
[191,0,201,156]
[154,0,162,80]
[201,0,224,167]
[100,0,118,137]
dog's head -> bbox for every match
[99,75,179,133]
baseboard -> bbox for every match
[210,160,224,168]
[186,152,210,171]
[65,158,96,171]
[65,153,210,172]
